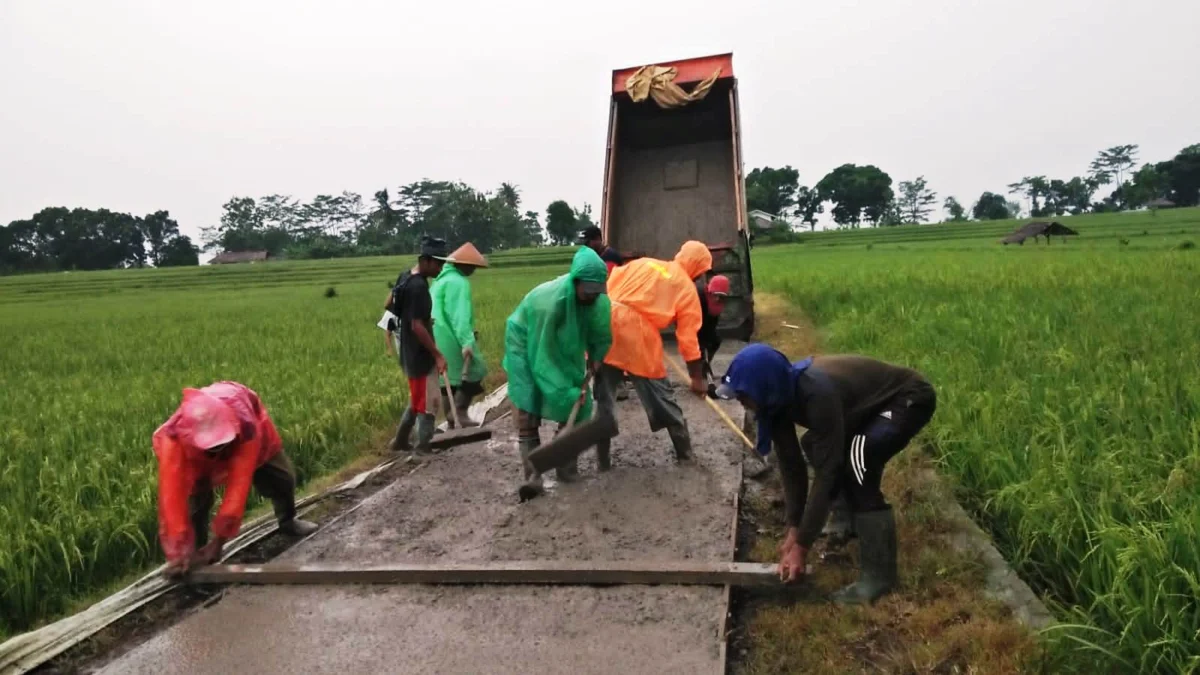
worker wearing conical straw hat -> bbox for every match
[431,242,490,427]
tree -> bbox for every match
[1006,200,1023,219]
[157,235,200,267]
[545,200,577,245]
[498,183,521,211]
[522,211,545,247]
[1007,176,1050,216]
[1124,165,1168,209]
[815,164,894,228]
[943,196,966,222]
[745,166,800,217]
[794,185,823,231]
[1089,144,1140,197]
[1158,144,1200,207]
[141,210,181,265]
[896,176,938,224]
[972,192,1009,220]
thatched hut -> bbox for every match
[1001,221,1078,245]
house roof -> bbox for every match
[210,250,269,264]
[1001,221,1079,244]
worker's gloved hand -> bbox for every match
[706,383,719,399]
[461,346,473,365]
[434,353,448,375]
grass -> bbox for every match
[2,208,1198,672]
[0,246,567,638]
[743,208,1200,672]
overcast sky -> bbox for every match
[2,0,1198,243]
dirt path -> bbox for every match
[99,348,748,675]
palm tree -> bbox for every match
[498,183,521,211]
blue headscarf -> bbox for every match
[718,343,814,456]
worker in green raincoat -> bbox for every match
[503,246,612,491]
[432,242,490,427]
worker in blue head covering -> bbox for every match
[715,343,937,604]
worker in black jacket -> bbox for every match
[715,343,936,604]
[695,274,730,379]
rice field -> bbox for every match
[751,209,1200,672]
[0,249,567,637]
[2,208,1198,673]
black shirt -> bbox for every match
[772,356,930,548]
[393,270,435,377]
[695,279,721,373]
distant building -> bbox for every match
[210,250,270,264]
[747,209,777,232]
[1001,221,1079,245]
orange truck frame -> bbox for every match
[600,52,755,340]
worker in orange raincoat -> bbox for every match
[153,381,318,577]
[592,240,712,468]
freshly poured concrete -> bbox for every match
[101,351,748,675]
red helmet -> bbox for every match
[707,275,730,314]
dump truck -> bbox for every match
[600,52,755,339]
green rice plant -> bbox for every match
[750,240,1200,672]
[0,256,565,637]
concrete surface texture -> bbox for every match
[100,348,748,675]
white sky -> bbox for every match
[2,0,1198,240]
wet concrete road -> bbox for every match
[100,349,749,675]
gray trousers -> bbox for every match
[593,363,691,461]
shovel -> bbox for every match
[518,372,617,502]
[430,376,492,450]
[664,355,771,476]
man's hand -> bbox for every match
[462,346,473,367]
[778,543,807,584]
[434,352,448,375]
[163,557,191,580]
[588,360,602,376]
[778,527,799,557]
[194,538,226,566]
[689,374,707,397]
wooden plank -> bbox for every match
[188,561,778,588]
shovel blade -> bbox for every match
[527,411,618,475]
[429,426,492,450]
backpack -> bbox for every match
[385,271,414,316]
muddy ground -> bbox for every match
[96,349,749,675]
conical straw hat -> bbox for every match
[447,242,489,267]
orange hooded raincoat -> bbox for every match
[152,381,283,563]
[603,241,713,379]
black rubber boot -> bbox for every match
[831,508,898,605]
[667,423,693,462]
[822,494,856,545]
[272,498,319,537]
[388,408,416,452]
[555,457,580,483]
[453,389,479,428]
[414,413,437,454]
[517,436,545,501]
[596,443,612,472]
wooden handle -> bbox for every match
[564,370,595,430]
[443,379,461,428]
[664,355,759,457]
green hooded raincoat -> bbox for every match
[431,263,488,387]
[502,247,612,423]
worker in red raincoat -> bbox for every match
[153,381,318,577]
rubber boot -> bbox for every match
[388,408,416,452]
[414,413,437,454]
[831,508,898,605]
[555,457,580,483]
[517,436,545,500]
[273,497,319,537]
[667,423,694,462]
[453,389,479,428]
[596,443,612,472]
[822,494,856,545]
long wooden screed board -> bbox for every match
[189,561,778,587]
